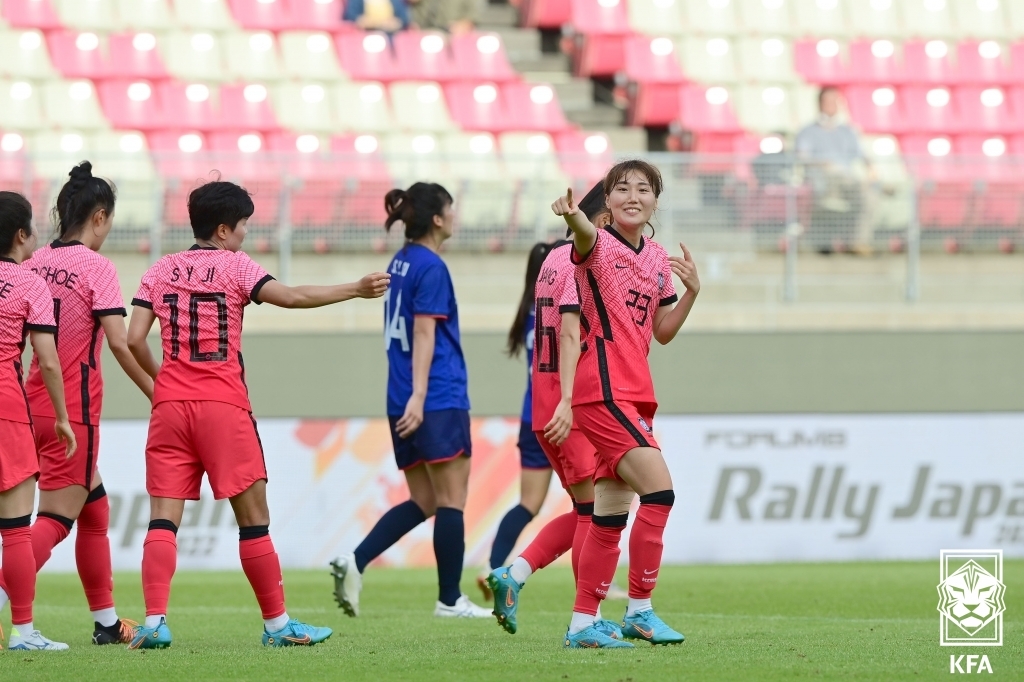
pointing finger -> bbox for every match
[680,243,693,262]
[567,187,574,209]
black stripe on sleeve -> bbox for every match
[249,274,275,305]
[93,307,127,317]
[659,294,678,307]
[131,298,153,309]
[25,323,57,333]
[558,304,581,314]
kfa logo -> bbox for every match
[937,550,1005,647]
[637,416,653,435]
[949,655,993,674]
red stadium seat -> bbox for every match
[522,0,572,28]
[845,86,907,135]
[846,40,903,85]
[2,0,62,29]
[954,86,1017,135]
[158,81,224,132]
[266,132,343,226]
[207,132,282,227]
[955,41,1014,85]
[902,40,957,85]
[901,86,963,134]
[146,130,212,227]
[450,33,518,83]
[569,0,629,78]
[335,31,400,82]
[46,30,110,79]
[794,39,847,85]
[443,82,509,133]
[1009,42,1024,86]
[393,31,457,82]
[331,135,390,227]
[900,134,972,227]
[220,84,280,132]
[502,82,570,133]
[107,32,170,80]
[98,80,164,131]
[623,36,687,126]
[954,135,1023,226]
[555,130,613,185]
[678,85,742,134]
[286,0,346,31]
[228,0,290,30]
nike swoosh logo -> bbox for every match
[283,634,312,644]
[633,624,654,638]
[643,569,659,575]
[600,582,612,586]
[506,588,516,608]
[615,264,628,269]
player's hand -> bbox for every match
[543,398,573,446]
[395,394,425,439]
[669,243,700,295]
[551,188,579,217]
[55,419,77,459]
[355,272,390,299]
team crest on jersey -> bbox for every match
[657,272,665,293]
[638,416,653,435]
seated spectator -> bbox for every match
[409,0,477,34]
[344,0,411,32]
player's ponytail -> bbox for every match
[507,241,556,357]
[0,191,34,256]
[51,161,117,241]
[602,159,663,238]
[383,182,453,242]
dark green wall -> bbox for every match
[97,331,1024,418]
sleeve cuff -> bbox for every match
[249,274,275,305]
[558,304,581,314]
[570,243,595,265]
[659,294,679,307]
[26,323,57,333]
[93,307,127,318]
[414,314,448,320]
[131,298,153,309]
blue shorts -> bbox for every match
[519,421,550,470]
[389,409,472,470]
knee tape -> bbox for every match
[593,479,636,517]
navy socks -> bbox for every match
[354,500,427,573]
[489,504,534,569]
[434,507,465,607]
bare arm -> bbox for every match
[256,273,390,309]
[101,314,154,401]
[653,244,701,345]
[551,188,598,258]
[29,331,77,458]
[127,306,161,380]
[394,315,436,438]
[543,311,581,446]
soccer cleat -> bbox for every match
[7,628,70,651]
[434,594,493,618]
[486,567,521,634]
[476,567,493,603]
[127,618,173,650]
[330,553,362,617]
[262,619,333,647]
[563,624,634,649]
[621,609,685,645]
[594,619,624,639]
[93,619,139,645]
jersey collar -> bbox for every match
[189,244,219,251]
[0,256,15,264]
[51,239,84,249]
[608,226,645,254]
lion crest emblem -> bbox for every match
[937,560,1006,636]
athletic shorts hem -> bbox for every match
[397,450,466,471]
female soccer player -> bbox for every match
[331,182,490,618]
[0,191,77,651]
[551,160,700,648]
[3,162,153,646]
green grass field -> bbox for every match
[0,562,1020,681]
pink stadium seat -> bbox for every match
[443,82,509,133]
[794,39,847,85]
[902,40,957,85]
[220,84,280,132]
[502,82,569,133]
[331,135,390,226]
[228,0,290,30]
[569,0,629,77]
[393,31,457,82]
[623,36,686,126]
[2,0,62,29]
[266,132,343,226]
[955,41,1014,86]
[46,30,110,79]
[954,135,1023,226]
[555,131,613,184]
[847,40,903,85]
[107,33,170,80]
[845,86,907,134]
[330,135,391,180]
[954,86,1017,135]
[900,134,972,228]
[901,86,963,134]
[522,0,572,28]
[146,130,212,226]
[98,80,164,131]
[1009,42,1024,85]
[678,85,742,134]
[159,82,225,132]
[286,0,346,31]
[207,132,283,225]
[335,31,400,82]
[450,33,518,83]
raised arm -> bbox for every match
[102,315,154,401]
[255,272,390,309]
[30,331,77,458]
[653,244,701,345]
[551,188,598,258]
[394,315,436,438]
[543,311,581,446]
[127,305,161,380]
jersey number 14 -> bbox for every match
[383,288,409,352]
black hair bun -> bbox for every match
[67,161,94,190]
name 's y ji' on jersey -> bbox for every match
[170,266,217,284]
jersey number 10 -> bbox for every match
[162,292,229,362]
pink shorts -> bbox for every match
[146,400,267,501]
[0,418,38,493]
[535,428,598,488]
[36,417,98,491]
[573,401,660,481]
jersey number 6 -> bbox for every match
[162,292,229,362]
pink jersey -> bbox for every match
[531,243,580,429]
[572,228,677,406]
[24,241,126,424]
[132,246,273,412]
[0,259,56,424]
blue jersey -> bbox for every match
[384,244,470,416]
[521,307,535,424]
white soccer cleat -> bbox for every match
[330,553,362,617]
[434,594,494,618]
[7,628,69,651]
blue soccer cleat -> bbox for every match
[594,619,624,639]
[620,609,685,645]
[564,624,634,649]
[486,567,521,634]
[127,618,172,650]
[262,619,333,647]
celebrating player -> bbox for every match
[125,180,390,649]
[0,191,76,651]
[0,163,153,646]
[551,160,700,648]
[331,183,490,619]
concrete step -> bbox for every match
[552,79,594,111]
[477,2,519,28]
[485,26,541,62]
[566,104,626,128]
[511,52,571,72]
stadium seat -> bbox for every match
[521,0,573,29]
[441,132,514,231]
[501,132,568,234]
[736,37,798,83]
[900,134,973,228]
[158,81,224,131]
[845,85,907,134]
[847,0,904,38]
[333,81,395,133]
[450,33,518,83]
[792,0,848,38]
[331,134,391,227]
[554,130,614,185]
[569,0,629,77]
[847,39,904,85]
[901,85,963,134]
[900,0,957,38]
[503,82,571,133]
[1007,86,1024,130]
[441,132,504,182]
[335,32,400,82]
[264,132,341,227]
[794,38,848,84]
[31,131,96,181]
[117,0,173,30]
[227,0,289,30]
[735,0,795,36]
[900,134,966,182]
[2,0,63,29]
[678,84,743,133]
[53,0,117,30]
[627,0,685,36]
[173,0,238,30]
[681,0,738,35]
[382,133,447,188]
[443,82,509,133]
[220,84,280,132]
[390,82,456,132]
[280,32,345,80]
[955,86,1016,134]
[43,79,109,130]
[225,31,284,81]
[861,134,912,229]
[0,80,45,131]
[623,36,686,126]
[205,132,283,228]
[89,130,159,228]
[164,31,227,82]
[46,30,110,79]
[146,130,212,187]
[393,31,457,82]
[0,30,57,79]
[287,0,346,31]
[953,134,1022,226]
[902,39,957,84]
[98,80,165,131]
[1008,0,1024,36]
[736,85,796,134]
[108,32,170,79]
[679,37,738,84]
[954,40,1013,85]
[274,82,334,132]
[951,0,1010,39]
